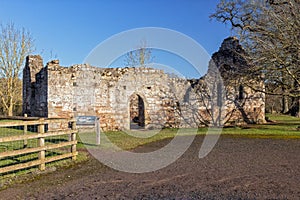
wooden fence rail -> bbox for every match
[0,118,78,174]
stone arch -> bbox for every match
[129,93,146,129]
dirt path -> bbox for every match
[1,135,300,199]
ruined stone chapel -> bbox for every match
[23,37,265,131]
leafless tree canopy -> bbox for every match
[211,0,300,116]
[0,22,34,116]
[124,40,153,68]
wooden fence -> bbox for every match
[0,118,78,174]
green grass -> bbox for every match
[266,113,300,123]
[78,114,300,151]
[220,114,300,138]
[79,128,180,150]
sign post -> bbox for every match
[95,117,100,145]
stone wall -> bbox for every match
[23,37,266,131]
[210,37,265,124]
[23,55,47,117]
[23,58,188,130]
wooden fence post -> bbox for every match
[23,114,28,148]
[71,120,77,161]
[38,119,45,171]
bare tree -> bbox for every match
[124,40,153,67]
[211,0,300,116]
[0,22,34,116]
[165,76,239,128]
[163,37,265,128]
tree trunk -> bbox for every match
[282,95,289,114]
[288,96,300,117]
[297,98,300,118]
[7,98,13,116]
[8,105,13,116]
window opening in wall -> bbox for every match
[183,87,192,102]
[217,82,223,107]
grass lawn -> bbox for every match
[220,114,300,138]
[78,114,300,151]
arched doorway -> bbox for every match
[129,94,145,129]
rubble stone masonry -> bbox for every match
[23,38,265,131]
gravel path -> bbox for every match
[1,135,300,199]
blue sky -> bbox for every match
[0,0,231,78]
